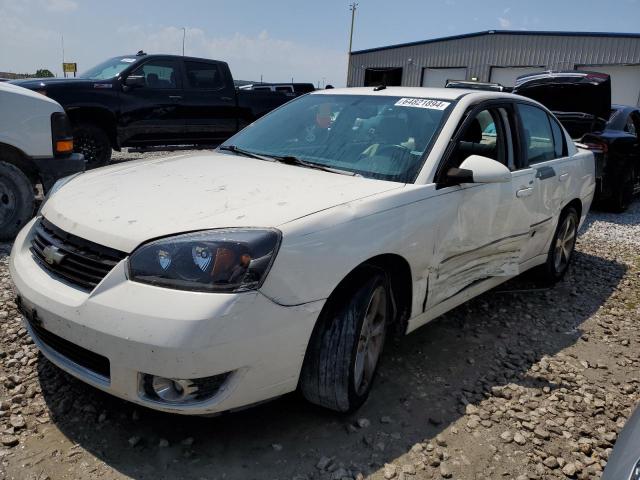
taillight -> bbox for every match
[582,141,608,154]
[50,112,73,157]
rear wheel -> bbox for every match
[0,161,35,241]
[73,123,111,169]
[300,272,390,412]
[610,172,634,213]
[535,207,579,285]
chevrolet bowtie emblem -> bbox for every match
[42,245,65,265]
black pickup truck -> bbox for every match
[13,53,294,167]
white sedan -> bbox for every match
[10,87,595,414]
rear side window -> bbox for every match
[185,61,224,89]
[549,117,567,158]
[517,104,556,164]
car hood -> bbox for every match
[10,77,105,90]
[513,71,611,137]
[42,151,402,252]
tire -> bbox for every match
[300,271,390,412]
[534,206,579,285]
[609,175,634,213]
[0,161,35,241]
[73,123,111,169]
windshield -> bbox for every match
[79,56,139,80]
[222,94,452,183]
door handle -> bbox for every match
[559,173,569,182]
[169,95,183,100]
[516,187,534,198]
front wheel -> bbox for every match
[300,272,390,412]
[73,123,111,169]
[535,207,579,285]
[0,161,35,241]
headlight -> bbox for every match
[39,172,82,213]
[128,229,281,292]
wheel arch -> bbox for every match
[317,253,413,339]
[66,107,118,148]
[0,142,38,186]
[563,198,582,221]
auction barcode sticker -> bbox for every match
[395,98,450,110]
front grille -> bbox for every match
[30,218,127,291]
[27,317,111,379]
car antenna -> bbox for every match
[373,84,386,91]
[136,50,147,56]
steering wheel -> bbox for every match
[372,143,412,158]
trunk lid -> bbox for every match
[512,71,612,138]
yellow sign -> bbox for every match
[62,62,77,73]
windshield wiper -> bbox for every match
[220,146,359,177]
[218,145,275,162]
[268,154,360,177]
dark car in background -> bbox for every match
[513,71,640,212]
[12,53,296,167]
[602,405,640,480]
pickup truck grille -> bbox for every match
[30,218,127,291]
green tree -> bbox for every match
[34,69,55,78]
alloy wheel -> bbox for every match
[553,215,576,273]
[353,285,387,396]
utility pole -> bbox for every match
[347,2,358,86]
[61,33,65,78]
[348,2,358,54]
[181,27,186,56]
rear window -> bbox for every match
[185,61,224,90]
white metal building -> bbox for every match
[348,30,640,106]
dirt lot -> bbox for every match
[0,173,637,479]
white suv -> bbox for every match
[10,87,595,415]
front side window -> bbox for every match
[185,61,223,90]
[222,94,453,183]
[448,108,507,170]
[517,104,555,164]
[131,61,178,89]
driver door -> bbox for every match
[118,58,185,145]
[427,104,536,308]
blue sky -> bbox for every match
[1,0,639,86]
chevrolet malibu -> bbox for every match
[10,87,595,414]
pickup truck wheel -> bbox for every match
[535,207,579,285]
[73,123,111,169]
[0,162,34,241]
[300,272,389,412]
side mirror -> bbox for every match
[447,155,511,184]
[123,75,145,88]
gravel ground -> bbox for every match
[0,156,637,479]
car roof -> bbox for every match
[311,86,513,100]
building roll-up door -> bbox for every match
[364,68,403,87]
[490,67,545,87]
[421,68,467,87]
[576,65,640,106]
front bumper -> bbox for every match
[32,153,85,192]
[9,218,324,415]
